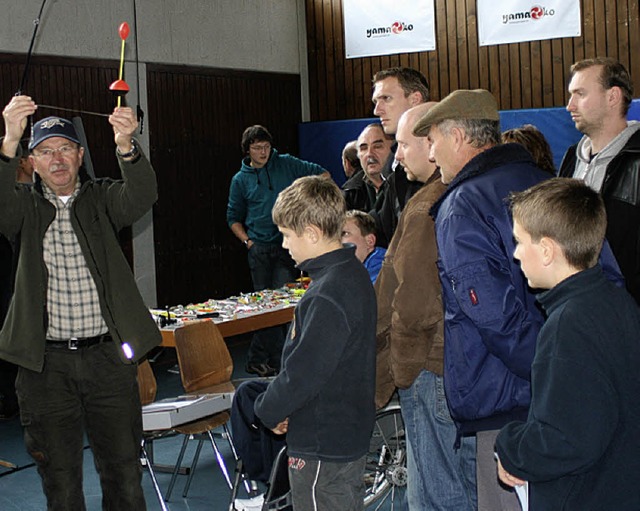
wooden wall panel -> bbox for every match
[305,0,640,120]
[146,65,302,306]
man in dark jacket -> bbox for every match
[341,139,361,180]
[414,89,550,510]
[341,167,374,211]
[559,57,640,305]
[0,95,160,509]
[370,67,430,247]
[342,124,392,213]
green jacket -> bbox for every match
[0,146,161,371]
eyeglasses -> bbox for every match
[249,143,271,153]
[32,145,78,160]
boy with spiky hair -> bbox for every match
[255,175,376,510]
[495,178,640,511]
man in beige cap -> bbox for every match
[414,89,549,510]
[376,102,477,510]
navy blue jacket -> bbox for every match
[496,266,640,510]
[430,143,549,433]
[255,246,376,462]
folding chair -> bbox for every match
[228,445,292,511]
[137,359,170,511]
[261,446,292,511]
[165,320,240,500]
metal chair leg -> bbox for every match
[141,440,170,511]
[207,430,233,489]
[165,435,190,501]
[222,424,252,495]
[182,438,205,497]
[167,427,235,499]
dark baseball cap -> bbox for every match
[29,116,81,150]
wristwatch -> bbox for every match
[117,139,139,159]
[243,239,250,247]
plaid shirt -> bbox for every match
[42,182,108,340]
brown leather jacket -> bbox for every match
[374,170,447,409]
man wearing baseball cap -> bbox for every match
[414,89,549,510]
[0,95,160,509]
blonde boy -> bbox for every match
[254,176,377,511]
[495,178,640,510]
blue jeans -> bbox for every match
[398,370,477,511]
[246,242,297,367]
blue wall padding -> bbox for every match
[299,99,640,185]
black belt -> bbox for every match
[45,334,112,351]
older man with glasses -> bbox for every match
[0,95,161,509]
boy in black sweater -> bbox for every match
[255,175,377,510]
[495,178,640,510]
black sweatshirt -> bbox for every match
[255,246,377,462]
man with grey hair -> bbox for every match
[413,89,549,510]
[376,102,476,510]
[0,95,160,509]
[559,57,640,305]
[342,123,393,213]
[341,140,361,179]
[341,139,371,211]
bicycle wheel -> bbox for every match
[363,403,407,509]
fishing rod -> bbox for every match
[17,3,131,119]
[16,0,48,95]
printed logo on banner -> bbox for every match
[343,0,436,59]
[502,5,556,25]
[366,21,414,39]
[477,0,580,46]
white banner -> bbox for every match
[343,0,436,59]
[477,0,581,47]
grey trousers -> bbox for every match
[476,430,522,511]
[288,455,366,511]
